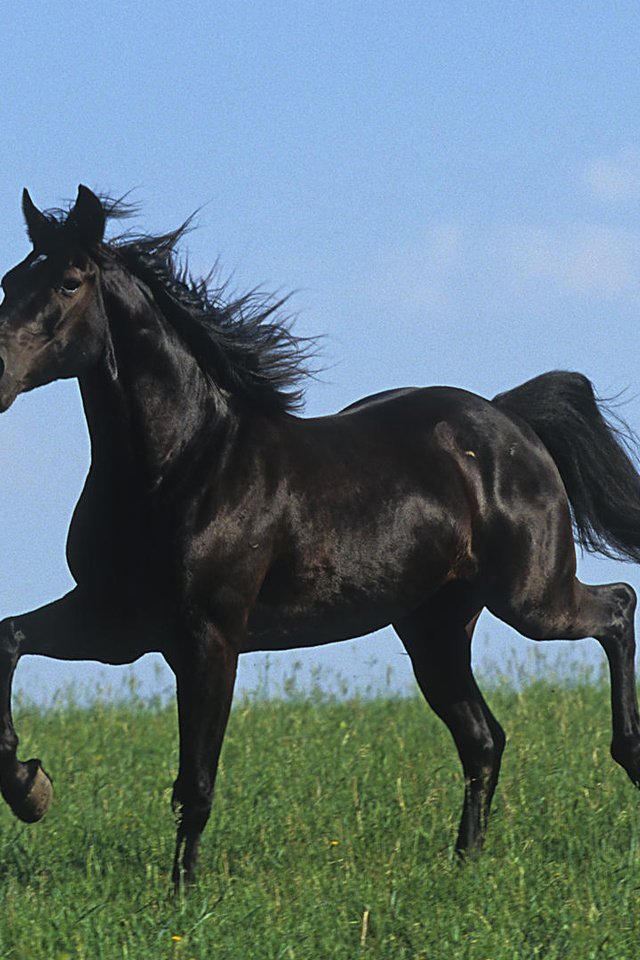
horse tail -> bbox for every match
[493,370,640,563]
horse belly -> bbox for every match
[244,513,471,652]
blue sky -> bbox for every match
[2,2,640,701]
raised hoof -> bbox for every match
[8,760,53,823]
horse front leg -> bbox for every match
[0,587,144,823]
[169,626,239,890]
[0,616,53,822]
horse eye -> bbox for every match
[59,277,82,295]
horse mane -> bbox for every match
[56,196,315,415]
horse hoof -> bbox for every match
[11,760,53,823]
[611,739,640,788]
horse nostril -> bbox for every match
[0,356,4,380]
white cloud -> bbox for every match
[583,147,640,202]
[494,223,640,298]
[361,219,640,317]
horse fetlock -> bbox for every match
[455,825,486,858]
[0,728,19,759]
[180,801,212,835]
[0,758,52,823]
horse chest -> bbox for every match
[66,476,165,594]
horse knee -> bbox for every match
[0,619,22,662]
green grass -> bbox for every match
[0,679,639,959]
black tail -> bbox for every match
[493,371,640,563]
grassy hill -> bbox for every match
[0,678,638,959]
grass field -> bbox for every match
[0,673,639,960]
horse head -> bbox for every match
[0,186,108,411]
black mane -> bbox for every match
[59,197,315,415]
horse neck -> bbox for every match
[79,276,235,491]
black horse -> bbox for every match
[1,186,640,888]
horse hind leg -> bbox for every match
[394,583,505,855]
[582,581,640,784]
[490,577,640,788]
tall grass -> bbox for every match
[0,677,638,959]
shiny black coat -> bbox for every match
[0,186,639,887]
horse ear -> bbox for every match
[66,184,106,247]
[22,189,52,249]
